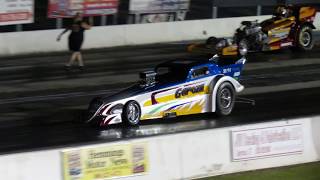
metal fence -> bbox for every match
[0,0,319,33]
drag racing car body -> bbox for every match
[87,55,246,127]
[188,5,317,56]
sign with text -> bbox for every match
[48,0,119,18]
[231,123,303,161]
[62,142,148,180]
[0,0,34,25]
[129,0,190,13]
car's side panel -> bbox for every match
[140,76,214,120]
[98,99,129,125]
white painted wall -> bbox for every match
[0,16,272,57]
[314,12,320,30]
[0,116,319,180]
[2,12,320,57]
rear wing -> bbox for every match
[287,5,317,22]
[298,6,317,22]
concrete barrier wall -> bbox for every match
[315,12,320,29]
[1,12,320,57]
[2,12,320,57]
[0,116,319,180]
[1,16,274,56]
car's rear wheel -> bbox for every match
[122,100,141,126]
[216,82,235,116]
[296,25,314,51]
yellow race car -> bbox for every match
[188,5,317,56]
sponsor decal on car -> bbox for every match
[175,84,205,98]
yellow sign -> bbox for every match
[62,142,148,180]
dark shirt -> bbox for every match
[69,20,85,39]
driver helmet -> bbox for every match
[275,6,288,18]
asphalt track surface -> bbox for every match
[0,39,320,154]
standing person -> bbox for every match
[57,13,92,70]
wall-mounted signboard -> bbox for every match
[0,0,34,26]
[48,0,119,18]
[129,0,190,23]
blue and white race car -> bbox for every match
[87,55,246,127]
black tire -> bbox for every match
[238,39,249,56]
[216,82,235,116]
[206,36,219,45]
[122,100,141,126]
[295,25,314,51]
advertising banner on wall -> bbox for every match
[0,0,34,26]
[48,0,119,18]
[62,142,149,180]
[129,0,190,13]
[231,123,303,161]
[129,0,190,23]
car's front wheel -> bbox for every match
[216,82,235,116]
[122,100,141,126]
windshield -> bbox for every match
[155,66,189,84]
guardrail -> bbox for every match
[0,116,319,180]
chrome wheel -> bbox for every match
[122,101,141,126]
[127,103,140,124]
[216,82,235,116]
[295,26,314,51]
[220,88,232,109]
[299,31,311,47]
